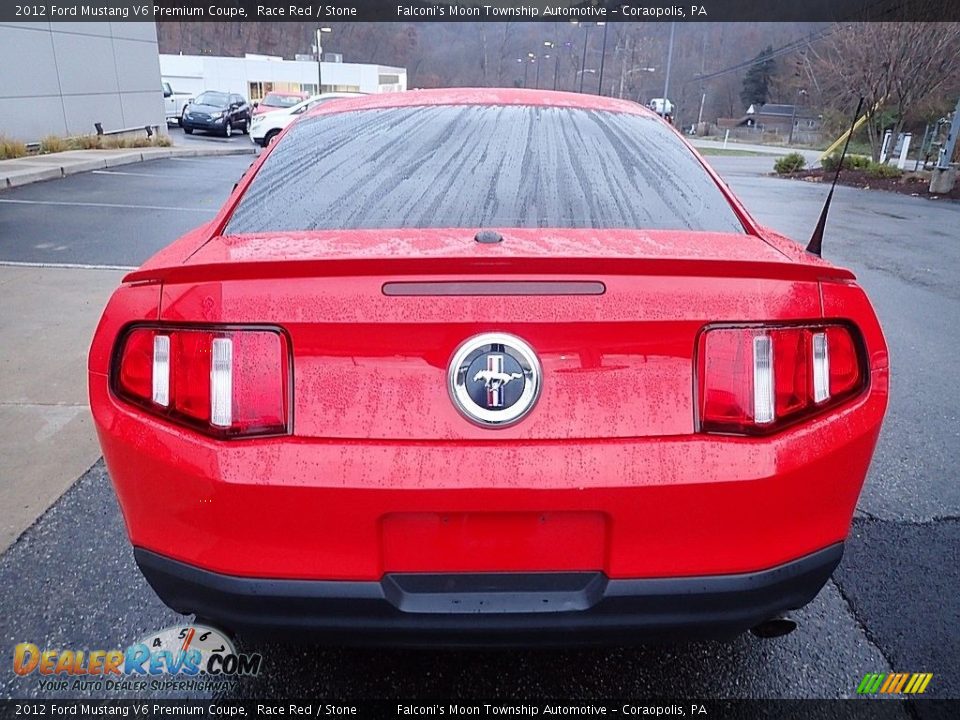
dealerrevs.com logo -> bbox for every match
[12,625,261,692]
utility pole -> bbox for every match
[597,22,609,96]
[316,26,331,94]
[938,96,960,169]
[662,21,675,108]
[697,27,707,126]
[578,24,591,93]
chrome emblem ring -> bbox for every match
[448,333,542,428]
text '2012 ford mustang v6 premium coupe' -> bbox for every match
[89,89,888,645]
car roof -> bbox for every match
[303,87,658,119]
[283,92,365,114]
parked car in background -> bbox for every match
[252,91,309,116]
[180,91,251,137]
[162,82,192,125]
[250,92,365,147]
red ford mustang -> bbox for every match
[89,89,888,644]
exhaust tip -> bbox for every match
[750,616,797,639]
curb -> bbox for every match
[1,146,255,189]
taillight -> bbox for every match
[113,326,290,438]
[697,323,866,435]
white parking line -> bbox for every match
[0,198,212,212]
[0,260,136,271]
[169,155,249,163]
[91,170,195,179]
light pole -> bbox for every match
[662,22,675,109]
[519,57,533,88]
[562,41,573,90]
[596,22,609,96]
[575,22,591,93]
[544,41,559,91]
[789,88,808,145]
[316,26,331,94]
[529,53,541,89]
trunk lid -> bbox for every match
[151,229,838,441]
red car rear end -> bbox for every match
[89,90,888,644]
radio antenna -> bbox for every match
[806,96,865,257]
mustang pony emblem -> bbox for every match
[448,333,542,427]
[473,355,523,408]
[473,369,523,387]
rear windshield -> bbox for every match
[263,93,303,107]
[225,105,744,234]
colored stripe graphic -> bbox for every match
[858,672,932,694]
[904,673,933,694]
[857,674,885,694]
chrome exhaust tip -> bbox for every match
[750,616,798,639]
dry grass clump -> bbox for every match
[0,135,28,159]
[0,131,171,158]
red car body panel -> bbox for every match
[89,88,889,639]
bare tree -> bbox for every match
[814,18,960,160]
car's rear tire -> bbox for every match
[240,120,249,135]
[264,130,280,146]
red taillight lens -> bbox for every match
[114,326,289,438]
[826,325,860,397]
[171,330,214,423]
[697,324,865,435]
[116,328,155,404]
[231,331,288,434]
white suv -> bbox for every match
[250,92,365,147]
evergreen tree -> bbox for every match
[740,46,776,110]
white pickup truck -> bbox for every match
[162,82,193,125]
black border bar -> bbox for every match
[2,0,958,23]
[0,700,957,719]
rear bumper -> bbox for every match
[92,367,884,582]
[135,543,842,646]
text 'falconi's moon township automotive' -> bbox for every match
[89,88,888,645]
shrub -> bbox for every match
[0,135,29,159]
[866,162,902,179]
[71,135,102,150]
[774,152,806,174]
[102,136,128,149]
[821,152,871,172]
[40,135,68,153]
[102,134,172,149]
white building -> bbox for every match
[159,53,407,102]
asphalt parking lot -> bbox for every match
[0,151,957,706]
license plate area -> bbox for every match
[381,511,608,573]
